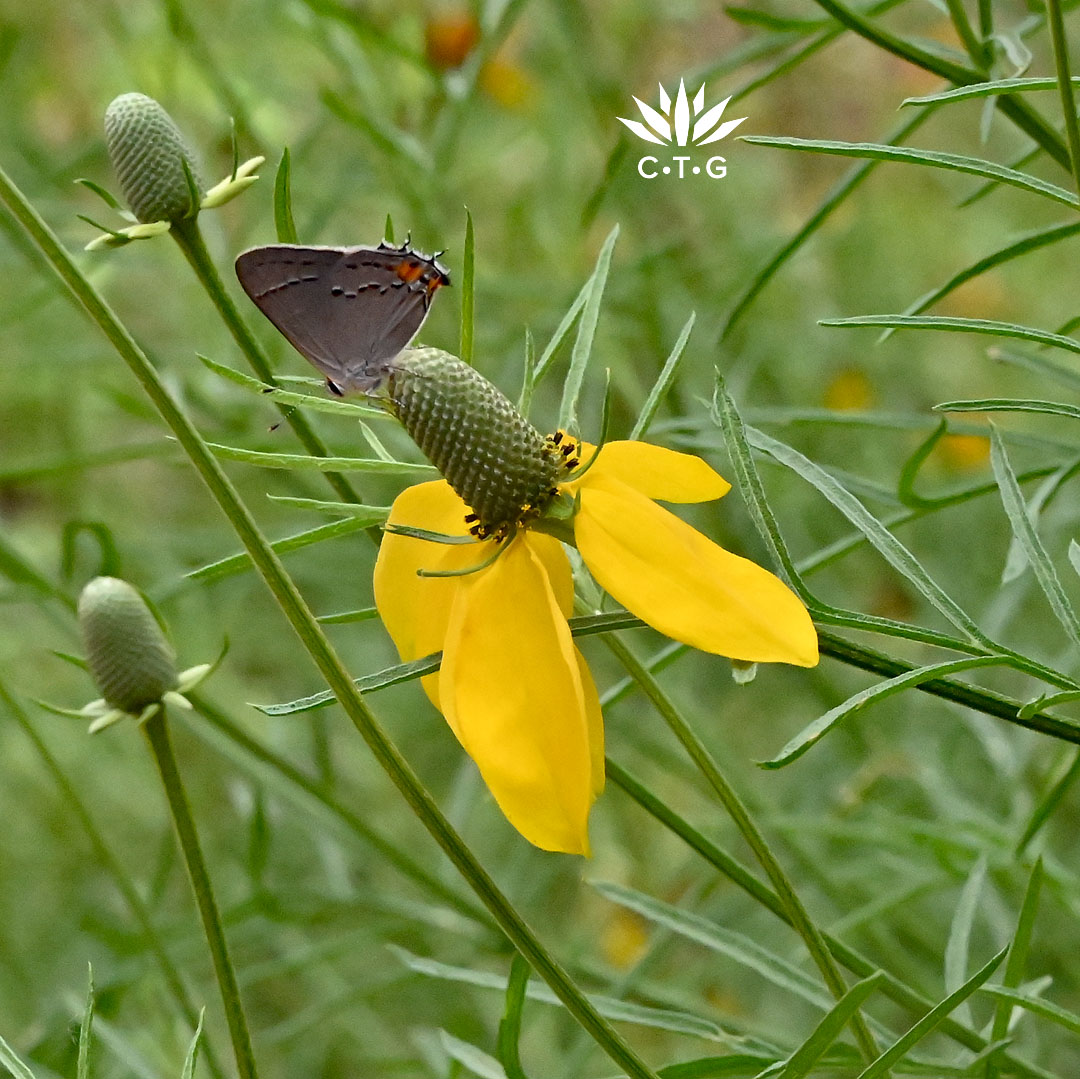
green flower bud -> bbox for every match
[386,348,562,537]
[104,93,204,223]
[78,577,178,713]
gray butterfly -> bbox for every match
[235,240,450,396]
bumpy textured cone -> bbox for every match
[386,348,560,535]
[78,577,178,712]
[104,93,204,223]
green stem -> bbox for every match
[0,680,227,1079]
[169,218,366,510]
[809,0,1070,170]
[142,708,258,1079]
[943,0,986,67]
[607,759,1051,1079]
[603,635,880,1065]
[1045,0,1080,202]
[0,162,660,1079]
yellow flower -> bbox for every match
[374,436,818,856]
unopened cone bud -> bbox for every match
[78,577,178,712]
[104,92,204,223]
[386,348,560,535]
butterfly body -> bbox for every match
[235,240,450,395]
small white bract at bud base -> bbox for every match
[78,576,178,713]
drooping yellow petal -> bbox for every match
[571,440,730,503]
[575,478,818,666]
[440,537,595,854]
[373,480,494,715]
[575,648,606,797]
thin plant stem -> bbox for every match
[603,634,880,1065]
[1046,0,1080,202]
[0,680,227,1079]
[943,0,986,67]
[0,162,661,1079]
[169,218,367,511]
[142,708,258,1079]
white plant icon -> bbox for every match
[618,80,746,147]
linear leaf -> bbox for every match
[980,984,1080,1035]
[393,947,739,1044]
[747,427,986,641]
[936,397,1080,420]
[989,426,1080,646]
[854,949,1007,1078]
[821,314,1080,354]
[180,517,378,587]
[631,311,695,439]
[742,136,1079,208]
[879,221,1080,342]
[204,440,436,475]
[267,495,389,522]
[198,354,387,417]
[987,859,1044,1078]
[594,882,833,1010]
[944,857,987,1028]
[559,223,619,432]
[903,77,1080,106]
[761,657,1008,768]
[273,147,298,244]
[777,973,884,1079]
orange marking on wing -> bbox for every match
[395,260,425,284]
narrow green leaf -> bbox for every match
[1016,751,1080,853]
[182,517,379,587]
[879,221,1080,342]
[497,955,531,1079]
[383,213,394,244]
[316,606,379,624]
[204,440,435,474]
[903,77,1080,106]
[944,857,987,1029]
[989,426,1080,646]
[822,314,1080,354]
[181,1011,206,1079]
[559,223,619,433]
[936,397,1080,419]
[532,278,588,386]
[74,177,125,212]
[0,1033,37,1079]
[198,354,386,418]
[393,947,737,1043]
[742,136,1079,208]
[255,652,443,714]
[630,311,695,439]
[777,972,885,1079]
[760,657,1008,768]
[518,327,536,416]
[979,984,1080,1035]
[657,1054,777,1077]
[273,148,298,244]
[987,859,1043,1079]
[460,208,475,366]
[593,882,833,1010]
[439,1032,506,1079]
[77,965,94,1079]
[747,426,987,642]
[854,948,1008,1078]
[267,494,390,522]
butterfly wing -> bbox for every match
[235,244,448,394]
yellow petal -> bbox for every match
[575,648,606,797]
[571,440,730,503]
[441,537,596,854]
[373,480,494,716]
[575,478,818,666]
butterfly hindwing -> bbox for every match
[235,243,450,393]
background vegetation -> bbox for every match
[3,0,1080,1075]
